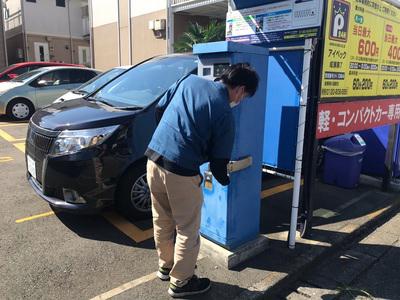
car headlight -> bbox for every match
[51,125,119,155]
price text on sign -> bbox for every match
[321,0,400,99]
[316,99,400,138]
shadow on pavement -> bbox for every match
[260,178,398,235]
[54,209,155,250]
[278,243,400,300]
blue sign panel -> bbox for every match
[226,0,323,44]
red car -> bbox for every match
[0,62,84,82]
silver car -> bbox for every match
[0,66,100,120]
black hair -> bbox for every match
[219,63,259,97]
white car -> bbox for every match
[53,66,130,103]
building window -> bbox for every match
[56,0,65,7]
[26,0,36,3]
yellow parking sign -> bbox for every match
[321,0,400,99]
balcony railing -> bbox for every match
[5,11,22,31]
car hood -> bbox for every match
[31,98,140,131]
[54,91,85,103]
[0,81,24,93]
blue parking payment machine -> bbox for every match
[193,42,268,249]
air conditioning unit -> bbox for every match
[154,19,166,31]
[148,20,155,30]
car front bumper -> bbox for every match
[26,141,124,214]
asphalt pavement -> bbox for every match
[1,115,399,300]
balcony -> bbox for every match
[5,11,22,31]
[170,0,227,18]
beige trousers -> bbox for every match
[146,160,203,287]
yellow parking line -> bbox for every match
[15,211,55,223]
[13,142,25,153]
[103,211,154,243]
[0,128,18,142]
[0,122,27,127]
[261,180,304,199]
[0,156,13,163]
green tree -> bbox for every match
[174,20,226,53]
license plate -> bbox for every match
[27,155,36,180]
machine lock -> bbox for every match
[204,170,213,191]
[227,156,253,174]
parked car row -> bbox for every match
[25,54,198,220]
[0,67,100,120]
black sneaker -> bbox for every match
[168,275,211,298]
[157,267,171,281]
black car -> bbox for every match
[25,54,198,219]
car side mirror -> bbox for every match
[7,73,18,79]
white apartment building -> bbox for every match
[4,0,90,65]
[90,0,227,70]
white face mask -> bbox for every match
[230,102,239,108]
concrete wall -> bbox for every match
[23,0,86,38]
[131,9,167,65]
[92,23,119,70]
[91,0,167,68]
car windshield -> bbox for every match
[11,70,42,82]
[92,56,198,107]
[78,68,127,95]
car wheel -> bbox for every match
[116,161,152,220]
[6,98,34,121]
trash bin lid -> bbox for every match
[323,133,366,155]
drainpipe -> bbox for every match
[167,0,174,54]
[128,0,132,64]
[1,0,8,65]
[67,0,73,63]
[117,0,121,66]
[88,0,94,68]
[20,0,28,61]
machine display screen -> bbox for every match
[213,63,230,77]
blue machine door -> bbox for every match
[263,50,304,172]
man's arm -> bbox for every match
[208,112,235,186]
[155,74,191,124]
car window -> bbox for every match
[12,66,29,75]
[29,65,44,71]
[93,56,198,108]
[69,69,97,84]
[78,68,126,94]
[11,70,43,82]
[37,70,71,86]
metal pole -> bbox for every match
[67,0,73,63]
[167,0,174,54]
[20,0,28,61]
[269,45,305,52]
[128,0,132,65]
[1,0,8,66]
[288,38,313,249]
[88,0,94,68]
[117,0,121,66]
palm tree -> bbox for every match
[174,20,226,53]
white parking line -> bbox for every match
[89,272,157,300]
[90,254,206,299]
